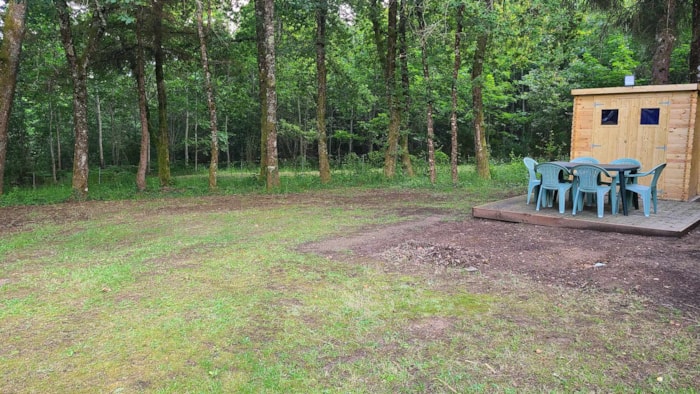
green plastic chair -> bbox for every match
[523,157,540,204]
[535,163,572,214]
[624,163,666,217]
[571,157,599,164]
[570,157,599,205]
[610,157,642,185]
[571,164,617,218]
[607,157,643,208]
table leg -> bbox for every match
[619,173,628,215]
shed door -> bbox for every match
[590,94,668,192]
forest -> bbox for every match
[0,0,699,197]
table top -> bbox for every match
[549,161,640,172]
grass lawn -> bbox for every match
[1,165,698,393]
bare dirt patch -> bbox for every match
[303,210,700,314]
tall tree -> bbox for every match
[255,0,267,181]
[416,0,436,184]
[369,0,401,178]
[449,3,464,185]
[256,0,280,189]
[55,0,106,199]
[134,5,150,192]
[315,0,331,183]
[95,91,104,168]
[650,0,677,84]
[153,0,171,186]
[0,0,27,195]
[471,0,491,179]
[196,0,219,189]
[397,0,414,177]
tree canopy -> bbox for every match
[0,0,697,193]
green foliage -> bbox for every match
[2,0,696,194]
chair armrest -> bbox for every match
[626,169,653,178]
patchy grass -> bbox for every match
[1,187,698,393]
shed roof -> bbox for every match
[571,83,699,96]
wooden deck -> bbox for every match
[472,196,700,237]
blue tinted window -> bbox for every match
[601,109,618,125]
[640,108,660,125]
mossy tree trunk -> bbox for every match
[0,0,27,195]
[196,0,219,190]
[316,0,331,184]
[398,0,414,177]
[449,3,464,186]
[153,0,171,187]
[256,0,279,190]
[255,0,268,182]
[135,5,150,192]
[55,0,105,199]
[416,0,436,184]
[472,0,492,180]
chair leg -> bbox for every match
[547,190,555,207]
[651,189,658,214]
[596,190,606,218]
[640,191,651,217]
[572,191,580,215]
[536,188,544,211]
[608,186,618,215]
[557,190,567,214]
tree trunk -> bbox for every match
[690,0,700,82]
[384,0,401,178]
[256,0,280,189]
[56,111,62,171]
[196,0,219,190]
[398,0,414,177]
[48,102,57,184]
[316,0,331,184]
[450,4,464,185]
[185,97,189,166]
[56,0,105,199]
[135,6,150,192]
[472,0,492,180]
[96,91,104,169]
[368,0,400,178]
[110,104,118,165]
[417,0,436,185]
[255,0,268,181]
[0,0,27,195]
[225,115,231,168]
[153,0,171,187]
[651,0,677,85]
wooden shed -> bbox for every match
[570,83,700,201]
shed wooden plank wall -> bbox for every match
[571,96,594,158]
[690,92,700,199]
[570,84,699,201]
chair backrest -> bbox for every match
[523,157,538,179]
[536,163,569,188]
[572,164,610,192]
[610,157,642,168]
[571,156,600,164]
[647,163,667,188]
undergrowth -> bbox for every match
[0,160,528,207]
